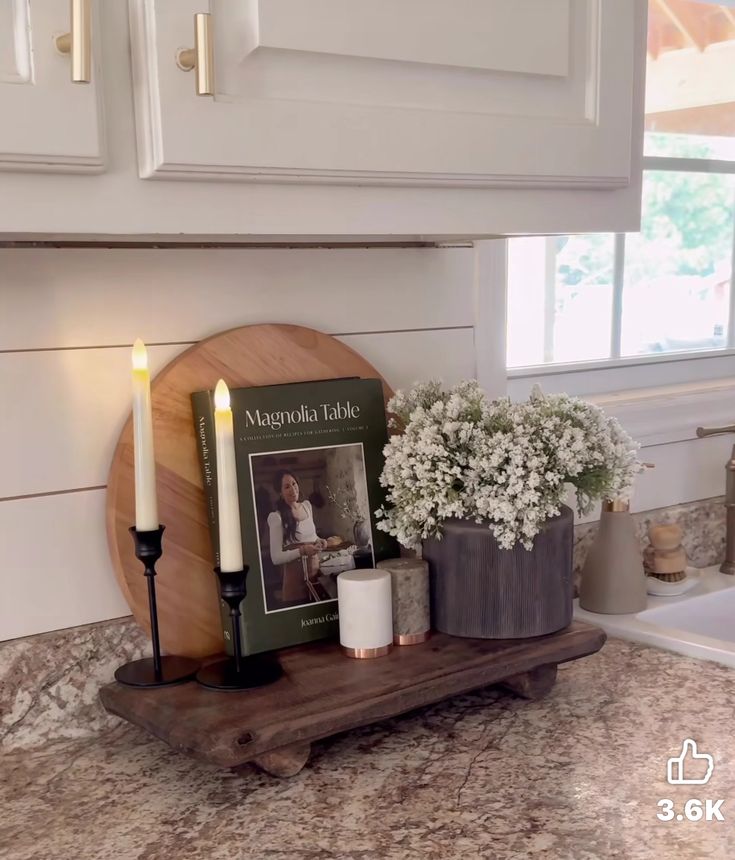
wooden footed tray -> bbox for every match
[100,622,605,778]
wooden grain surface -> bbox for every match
[105,324,394,658]
[100,621,606,769]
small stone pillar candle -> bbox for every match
[337,570,393,658]
[377,558,430,645]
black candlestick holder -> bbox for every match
[196,566,283,691]
[114,525,200,687]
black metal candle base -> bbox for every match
[115,655,201,687]
[115,525,200,688]
[196,654,283,691]
[196,566,283,691]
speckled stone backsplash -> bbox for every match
[0,617,148,752]
[1,496,726,753]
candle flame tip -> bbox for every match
[132,339,148,370]
[214,379,231,410]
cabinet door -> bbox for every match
[0,0,103,172]
[130,0,637,189]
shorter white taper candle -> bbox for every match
[131,339,158,531]
[214,379,244,572]
[337,569,393,658]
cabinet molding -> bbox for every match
[0,0,105,173]
[129,0,636,190]
[249,0,571,78]
[0,0,31,84]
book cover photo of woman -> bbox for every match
[249,443,375,613]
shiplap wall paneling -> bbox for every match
[0,491,130,641]
[1,329,475,499]
[0,248,474,350]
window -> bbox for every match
[507,0,735,390]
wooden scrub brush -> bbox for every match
[645,523,687,583]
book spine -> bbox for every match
[192,393,237,656]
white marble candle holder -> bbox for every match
[337,569,393,658]
[377,558,430,645]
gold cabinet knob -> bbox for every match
[54,0,92,84]
[176,13,215,97]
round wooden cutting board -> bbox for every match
[106,324,394,658]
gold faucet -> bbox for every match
[696,424,735,575]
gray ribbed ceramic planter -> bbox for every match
[422,505,574,639]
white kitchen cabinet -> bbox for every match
[0,0,646,240]
[0,0,104,173]
[133,0,636,191]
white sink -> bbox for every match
[574,566,735,667]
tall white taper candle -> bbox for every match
[214,379,244,572]
[131,339,159,531]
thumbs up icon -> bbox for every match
[667,739,714,785]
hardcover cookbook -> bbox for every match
[192,377,396,654]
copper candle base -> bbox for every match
[341,644,392,659]
[393,631,431,646]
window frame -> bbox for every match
[506,153,735,396]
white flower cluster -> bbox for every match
[377,381,641,551]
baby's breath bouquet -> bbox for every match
[377,380,641,551]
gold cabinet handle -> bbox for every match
[176,13,215,97]
[54,0,92,84]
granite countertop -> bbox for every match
[2,637,734,860]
